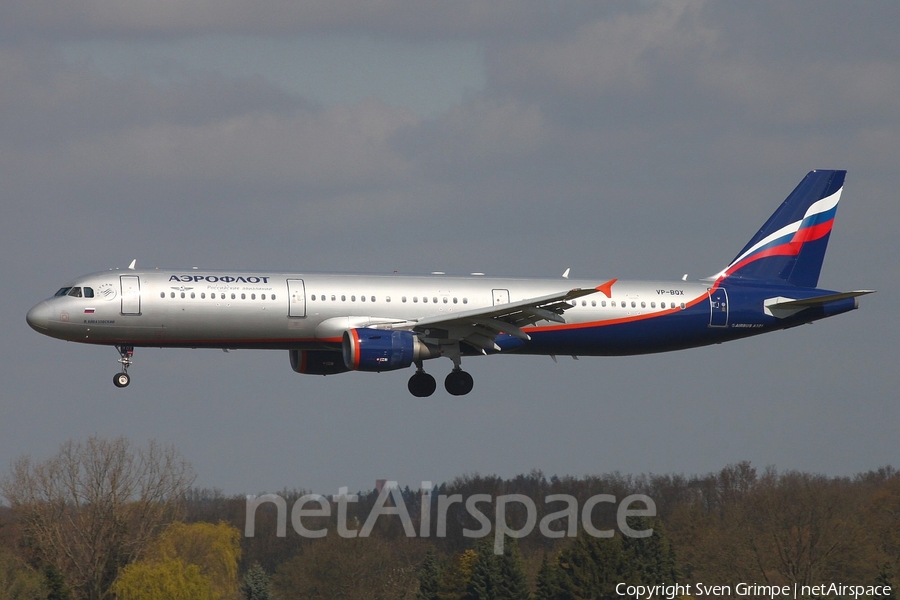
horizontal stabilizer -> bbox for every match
[764,290,874,318]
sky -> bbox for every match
[1,0,898,496]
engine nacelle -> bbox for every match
[290,349,350,375]
[343,328,431,372]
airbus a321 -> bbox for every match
[27,170,872,396]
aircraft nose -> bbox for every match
[26,301,51,331]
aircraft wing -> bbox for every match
[408,280,615,352]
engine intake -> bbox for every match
[343,328,433,372]
[290,349,350,375]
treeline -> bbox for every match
[0,436,897,599]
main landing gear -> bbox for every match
[113,345,134,388]
[406,355,475,397]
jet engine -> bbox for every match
[342,328,436,372]
[289,349,350,375]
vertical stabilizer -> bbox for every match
[714,170,845,287]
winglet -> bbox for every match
[127,259,136,270]
[562,268,570,279]
[595,278,617,298]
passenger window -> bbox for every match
[463,298,468,304]
[413,297,418,303]
[361,295,366,302]
[433,297,438,303]
[311,294,316,301]
[680,303,685,309]
[453,298,458,304]
[190,292,195,299]
[251,294,256,300]
[402,296,407,303]
[171,292,176,298]
[443,297,448,304]
[641,302,646,308]
[271,294,276,300]
[241,293,246,300]
[341,295,346,301]
[351,295,356,302]
[602,301,607,307]
[386,296,391,302]
[423,297,428,303]
[160,292,165,299]
[181,292,185,299]
[231,293,236,300]
[68,287,83,298]
[261,294,266,300]
[591,300,596,307]
[201,293,206,299]
[371,296,376,303]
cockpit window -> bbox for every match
[83,287,94,298]
[68,287,83,298]
[55,287,72,297]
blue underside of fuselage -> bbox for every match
[483,284,857,357]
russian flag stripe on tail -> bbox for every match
[715,170,845,288]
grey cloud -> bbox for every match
[0,0,623,42]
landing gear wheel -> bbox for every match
[114,345,134,389]
[444,369,474,396]
[114,372,131,388]
[408,371,437,397]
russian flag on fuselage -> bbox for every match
[716,170,845,288]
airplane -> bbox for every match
[26,170,873,397]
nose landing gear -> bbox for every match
[114,345,134,388]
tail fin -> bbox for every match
[714,170,846,288]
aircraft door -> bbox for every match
[708,288,728,328]
[492,289,510,306]
[287,279,306,317]
[120,275,141,315]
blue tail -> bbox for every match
[715,170,845,288]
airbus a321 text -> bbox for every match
[27,170,872,396]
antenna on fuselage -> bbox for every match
[128,259,136,270]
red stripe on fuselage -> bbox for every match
[526,292,708,333]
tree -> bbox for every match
[495,538,530,600]
[463,541,499,600]
[1,436,195,600]
[149,521,241,598]
[240,562,272,600]
[0,550,47,600]
[271,535,419,599]
[112,558,213,600]
[534,554,562,600]
[417,547,442,600]
[438,549,478,600]
[113,521,241,600]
